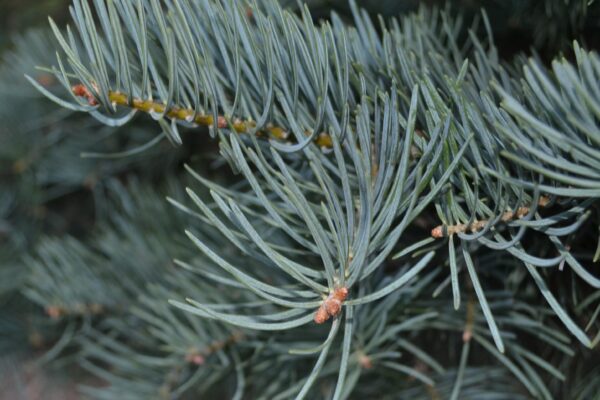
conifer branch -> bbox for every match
[8,0,600,397]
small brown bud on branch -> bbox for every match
[72,83,99,106]
[314,287,349,324]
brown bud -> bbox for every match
[314,305,330,324]
[186,353,205,365]
[71,83,98,106]
[72,84,88,97]
[431,226,444,238]
[46,306,62,319]
[332,287,349,302]
[324,298,342,316]
[359,353,373,369]
[314,286,349,324]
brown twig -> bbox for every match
[71,85,334,148]
[431,196,550,239]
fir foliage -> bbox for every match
[1,0,599,399]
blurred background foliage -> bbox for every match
[0,0,70,48]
